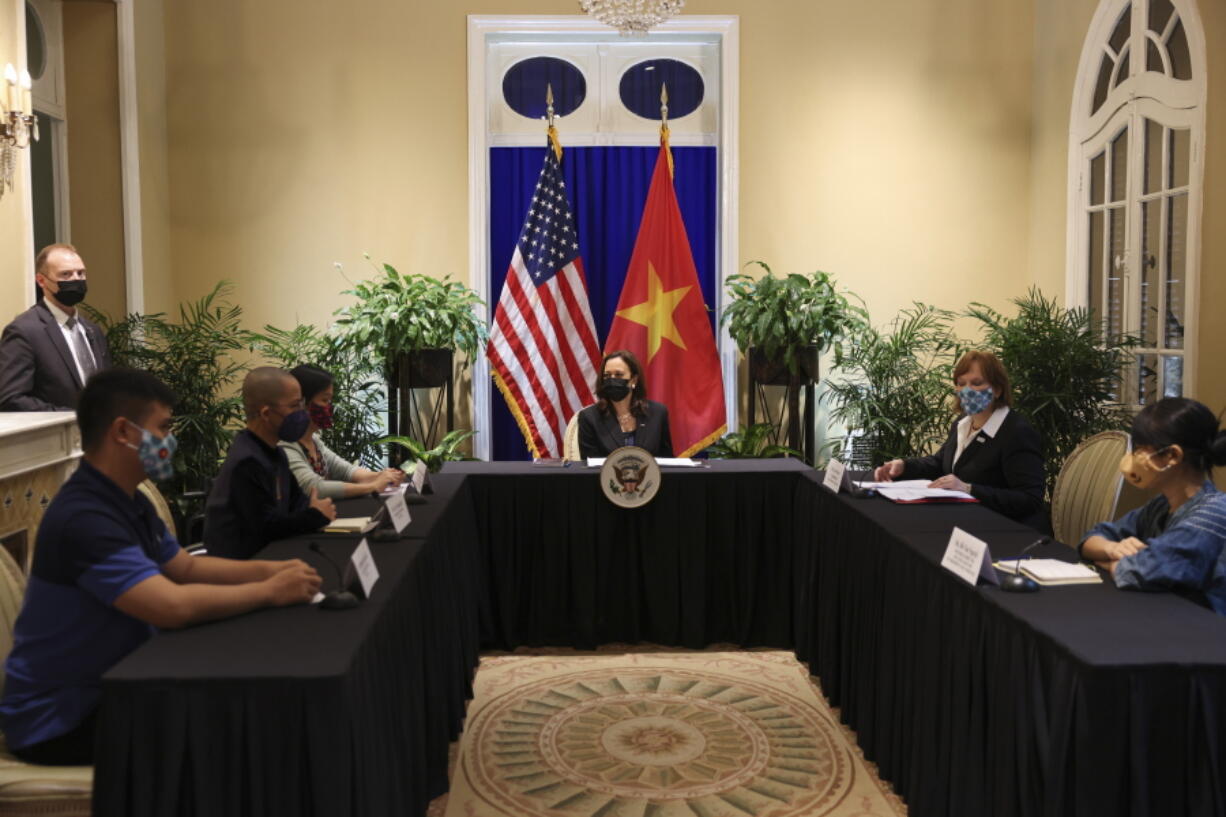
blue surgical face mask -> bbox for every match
[125,421,177,482]
[958,385,994,416]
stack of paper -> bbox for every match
[585,457,700,468]
[994,558,1102,585]
[856,480,976,503]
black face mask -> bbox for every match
[600,377,631,402]
[53,280,88,307]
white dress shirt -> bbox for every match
[952,405,1010,466]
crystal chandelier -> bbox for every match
[578,0,685,36]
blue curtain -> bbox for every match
[489,145,717,461]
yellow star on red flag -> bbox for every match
[614,262,691,362]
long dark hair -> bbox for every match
[290,364,334,403]
[594,349,648,417]
[1131,397,1226,475]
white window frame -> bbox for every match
[466,15,740,460]
[1066,0,1206,399]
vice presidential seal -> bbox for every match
[600,446,661,508]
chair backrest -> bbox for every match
[136,479,178,541]
[563,412,581,462]
[1050,430,1130,548]
[0,546,27,683]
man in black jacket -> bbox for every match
[0,244,112,411]
[204,367,337,559]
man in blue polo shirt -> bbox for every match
[0,368,322,765]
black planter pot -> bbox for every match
[396,349,454,389]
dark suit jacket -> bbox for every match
[578,400,673,459]
[203,430,329,559]
[901,408,1046,529]
[0,303,111,411]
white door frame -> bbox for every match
[114,0,143,314]
[466,14,740,460]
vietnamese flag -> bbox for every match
[605,144,726,457]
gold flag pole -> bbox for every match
[546,83,562,161]
[660,82,673,179]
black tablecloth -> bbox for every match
[96,475,482,817]
[95,461,1226,817]
[450,459,811,649]
[792,471,1226,817]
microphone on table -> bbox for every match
[309,542,361,610]
[1000,536,1052,593]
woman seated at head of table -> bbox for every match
[279,364,405,498]
[871,350,1046,528]
[1079,397,1226,614]
[578,349,673,459]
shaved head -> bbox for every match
[243,367,297,420]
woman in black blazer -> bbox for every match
[578,349,673,459]
[873,350,1046,528]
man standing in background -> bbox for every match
[0,243,112,411]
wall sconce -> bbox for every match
[2,63,40,202]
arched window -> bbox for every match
[1068,0,1206,404]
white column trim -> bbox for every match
[115,0,143,314]
[466,15,741,459]
[15,1,36,308]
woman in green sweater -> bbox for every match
[279,365,404,499]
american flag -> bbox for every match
[487,137,601,458]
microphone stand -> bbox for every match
[309,542,361,610]
[1000,536,1053,593]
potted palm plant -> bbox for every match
[331,257,487,446]
[721,261,867,456]
[967,288,1139,500]
[825,303,964,468]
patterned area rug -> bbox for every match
[437,648,906,817]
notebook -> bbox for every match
[993,558,1102,585]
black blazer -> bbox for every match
[577,400,674,459]
[204,430,328,559]
[901,409,1046,529]
[0,302,111,411]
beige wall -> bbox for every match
[0,0,34,324]
[1028,0,1226,414]
[62,0,126,320]
[160,0,1037,350]
[6,0,1218,419]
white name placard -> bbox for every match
[386,491,412,533]
[411,460,429,495]
[350,538,379,598]
[940,527,999,587]
[822,459,846,493]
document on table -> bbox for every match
[586,457,699,467]
[993,558,1102,585]
[856,480,976,503]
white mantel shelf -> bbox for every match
[0,412,82,482]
